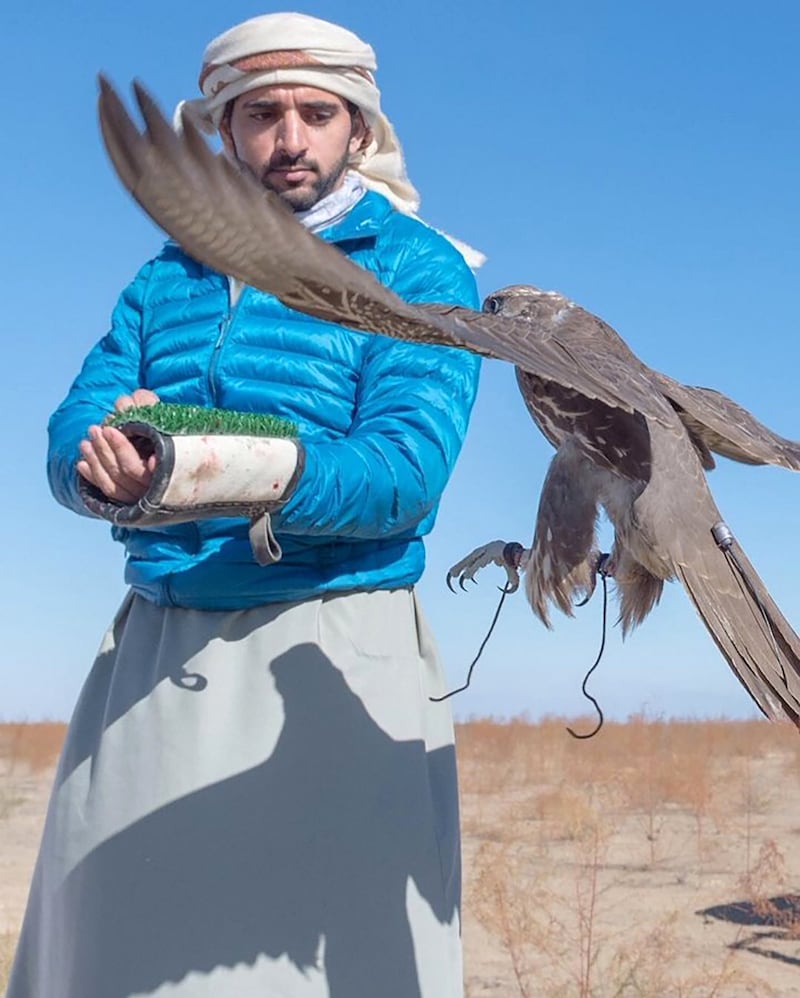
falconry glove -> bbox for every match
[79,411,303,566]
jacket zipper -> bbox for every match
[207,284,247,405]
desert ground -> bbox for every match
[3,717,800,996]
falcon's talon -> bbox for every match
[573,550,614,608]
[445,539,527,595]
[596,551,613,578]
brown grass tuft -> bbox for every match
[0,722,66,775]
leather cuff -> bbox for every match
[79,421,304,565]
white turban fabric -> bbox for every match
[177,12,485,268]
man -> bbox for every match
[8,12,481,998]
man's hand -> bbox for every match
[76,394,303,564]
[76,389,160,503]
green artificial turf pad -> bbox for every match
[108,403,297,438]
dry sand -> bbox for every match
[3,718,800,996]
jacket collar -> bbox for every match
[185,189,394,284]
[316,189,394,245]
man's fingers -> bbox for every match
[114,388,160,413]
[89,425,139,489]
[76,457,137,503]
[101,427,156,493]
[132,388,160,407]
[102,427,150,473]
[78,426,155,502]
[78,440,140,503]
[114,394,135,413]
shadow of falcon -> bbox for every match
[96,77,800,728]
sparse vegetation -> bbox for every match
[0,722,66,776]
[457,714,800,996]
[2,718,800,996]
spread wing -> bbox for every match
[652,371,800,470]
[97,77,666,421]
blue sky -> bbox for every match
[2,0,799,723]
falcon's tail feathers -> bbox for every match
[676,534,800,729]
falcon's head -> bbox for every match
[483,285,574,324]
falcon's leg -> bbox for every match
[525,441,604,627]
[574,550,615,607]
[447,541,528,593]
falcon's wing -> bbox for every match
[637,417,800,726]
[420,305,669,422]
[652,371,800,471]
[97,78,666,421]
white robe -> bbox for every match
[8,588,462,997]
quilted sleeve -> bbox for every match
[277,226,482,539]
[46,263,152,517]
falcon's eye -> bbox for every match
[483,296,502,315]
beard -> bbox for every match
[255,146,352,212]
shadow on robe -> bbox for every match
[49,642,459,997]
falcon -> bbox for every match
[95,77,800,728]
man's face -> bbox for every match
[221,84,367,211]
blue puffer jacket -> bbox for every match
[48,191,481,609]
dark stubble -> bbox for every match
[255,145,352,212]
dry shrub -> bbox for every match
[456,717,519,795]
[528,785,603,843]
[609,916,774,998]
[0,723,66,775]
[470,834,768,998]
[456,716,570,794]
[458,713,781,794]
[469,818,736,998]
[606,915,681,996]
[738,839,800,937]
[469,840,543,997]
[465,794,531,846]
[458,714,785,864]
[460,714,797,995]
[613,716,718,839]
[469,806,614,997]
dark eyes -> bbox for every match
[249,111,334,125]
[483,296,502,315]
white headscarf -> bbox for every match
[177,12,485,268]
